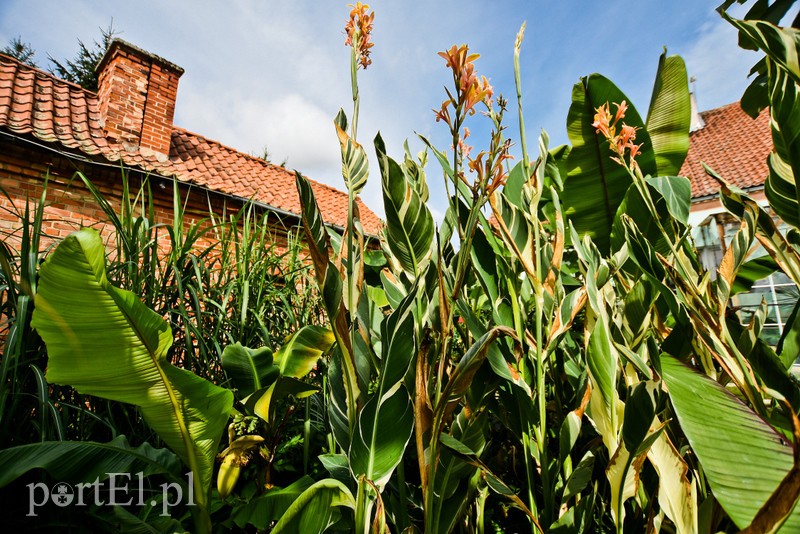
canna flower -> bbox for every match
[613,100,628,123]
[592,103,612,139]
[593,100,644,172]
[345,2,375,69]
[436,44,494,121]
[458,127,473,159]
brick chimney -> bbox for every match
[95,39,184,158]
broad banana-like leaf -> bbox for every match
[0,435,181,488]
[778,299,800,367]
[221,343,277,398]
[271,478,355,534]
[716,176,800,286]
[30,229,233,511]
[335,109,369,196]
[231,476,316,530]
[245,326,334,421]
[662,356,800,531]
[349,289,416,489]
[646,52,690,176]
[606,442,642,527]
[561,74,656,254]
[110,505,187,533]
[274,325,335,379]
[376,133,434,277]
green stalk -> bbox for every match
[514,22,530,175]
[350,38,360,141]
[354,476,373,534]
[514,22,550,530]
[303,397,311,475]
[348,27,372,532]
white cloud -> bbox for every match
[682,16,759,111]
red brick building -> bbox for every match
[681,100,772,216]
[0,39,381,251]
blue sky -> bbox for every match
[0,1,761,220]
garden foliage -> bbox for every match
[1,1,800,532]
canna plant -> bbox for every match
[290,3,800,532]
[2,2,799,532]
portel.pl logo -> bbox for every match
[27,472,195,517]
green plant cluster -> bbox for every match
[2,1,800,533]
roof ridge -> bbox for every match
[171,125,288,168]
[0,53,97,95]
[698,100,744,116]
[171,125,356,203]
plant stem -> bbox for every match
[354,476,372,534]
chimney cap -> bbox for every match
[95,38,185,77]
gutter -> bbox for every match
[0,130,356,236]
[691,183,765,204]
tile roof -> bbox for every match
[680,101,772,199]
[0,53,382,234]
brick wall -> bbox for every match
[0,139,299,258]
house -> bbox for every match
[681,98,795,346]
[0,39,381,253]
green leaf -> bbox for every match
[724,16,800,85]
[335,109,369,196]
[733,255,779,295]
[350,387,414,489]
[766,75,800,228]
[31,229,233,510]
[587,317,618,410]
[562,74,656,254]
[349,289,417,489]
[622,382,655,454]
[222,343,277,398]
[722,16,800,228]
[294,172,332,288]
[231,476,316,530]
[247,377,319,422]
[271,478,355,534]
[661,356,800,530]
[274,326,334,379]
[444,326,517,402]
[645,176,691,225]
[646,52,691,176]
[376,133,434,277]
[778,299,800,367]
[562,451,595,503]
[242,325,331,421]
[0,435,182,488]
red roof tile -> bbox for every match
[0,54,382,234]
[680,101,772,199]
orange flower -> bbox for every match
[592,103,612,139]
[458,127,473,159]
[437,44,493,118]
[613,100,628,123]
[345,2,375,69]
[593,100,644,172]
